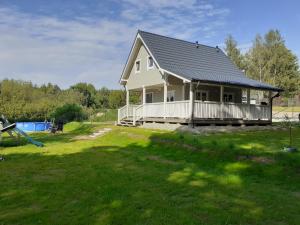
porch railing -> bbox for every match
[118,101,271,124]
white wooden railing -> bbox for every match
[118,101,271,124]
[194,101,270,120]
[165,101,189,118]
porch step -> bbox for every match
[117,120,142,127]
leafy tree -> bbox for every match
[108,90,125,109]
[245,35,267,82]
[95,87,110,109]
[70,83,96,107]
[245,30,300,96]
[224,35,245,70]
[50,104,87,123]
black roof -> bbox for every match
[138,30,283,92]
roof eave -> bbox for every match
[190,78,284,92]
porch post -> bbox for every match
[220,85,224,119]
[126,86,129,118]
[269,90,272,122]
[142,85,146,118]
[182,83,186,100]
[189,82,195,126]
[163,79,168,119]
[247,88,250,119]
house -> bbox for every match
[118,30,283,126]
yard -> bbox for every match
[1,122,300,225]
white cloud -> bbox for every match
[0,1,230,89]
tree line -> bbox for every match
[0,79,132,122]
[224,29,300,97]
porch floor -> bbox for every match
[122,117,271,126]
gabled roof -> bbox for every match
[121,30,283,92]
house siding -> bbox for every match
[126,45,164,90]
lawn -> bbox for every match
[273,106,300,112]
[1,122,300,225]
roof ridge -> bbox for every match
[138,30,218,50]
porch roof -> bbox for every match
[138,30,283,92]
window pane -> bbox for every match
[136,61,140,71]
[202,92,207,101]
[148,57,153,67]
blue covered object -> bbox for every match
[16,122,52,132]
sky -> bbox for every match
[0,0,299,89]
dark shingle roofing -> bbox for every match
[138,30,282,92]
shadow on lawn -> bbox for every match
[1,128,300,224]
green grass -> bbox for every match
[1,122,300,225]
[273,106,300,112]
[91,109,117,122]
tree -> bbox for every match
[224,35,245,70]
[245,35,267,82]
[70,83,97,107]
[245,30,300,96]
[50,104,87,123]
[108,90,125,109]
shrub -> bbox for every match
[51,104,87,123]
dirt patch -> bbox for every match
[237,155,275,164]
[146,155,179,165]
[73,128,112,140]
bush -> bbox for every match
[51,104,87,123]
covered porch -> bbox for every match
[118,74,273,126]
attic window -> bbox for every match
[147,56,154,70]
[135,60,140,73]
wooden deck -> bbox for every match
[118,101,272,126]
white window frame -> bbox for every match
[135,59,141,73]
[147,56,154,70]
[223,92,235,103]
[146,92,153,103]
[195,90,209,101]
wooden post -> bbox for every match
[142,86,146,118]
[220,85,224,119]
[163,79,168,119]
[182,83,185,100]
[247,88,250,119]
[117,109,120,124]
[269,91,272,122]
[126,87,129,118]
[189,82,194,126]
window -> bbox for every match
[167,90,175,102]
[147,56,154,70]
[135,60,141,73]
[195,91,209,101]
[146,92,153,103]
[223,93,234,103]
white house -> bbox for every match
[118,30,282,126]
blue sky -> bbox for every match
[0,0,299,89]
